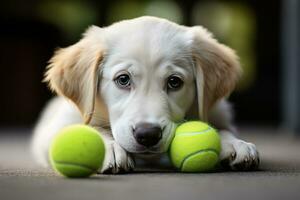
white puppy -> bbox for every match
[31,16,259,173]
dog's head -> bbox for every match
[45,16,241,154]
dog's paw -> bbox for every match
[99,140,135,174]
[219,131,259,171]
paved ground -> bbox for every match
[0,127,300,200]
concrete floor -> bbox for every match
[0,128,300,200]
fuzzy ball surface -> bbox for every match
[49,125,105,178]
[170,121,221,172]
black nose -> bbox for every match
[133,123,162,147]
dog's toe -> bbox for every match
[100,141,134,174]
[102,164,115,174]
[220,134,259,171]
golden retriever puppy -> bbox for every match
[32,16,259,173]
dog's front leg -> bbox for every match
[94,127,135,174]
[219,130,260,170]
[209,100,259,170]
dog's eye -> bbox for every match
[167,75,183,91]
[115,74,131,89]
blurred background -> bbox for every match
[0,0,299,134]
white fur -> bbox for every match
[31,97,82,167]
[32,16,259,173]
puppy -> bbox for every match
[31,16,259,173]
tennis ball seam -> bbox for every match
[176,127,213,136]
[53,161,97,171]
[179,148,219,170]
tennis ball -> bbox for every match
[49,125,105,178]
[169,121,221,172]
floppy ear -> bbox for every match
[44,26,105,124]
[188,26,242,121]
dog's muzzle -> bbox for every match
[132,123,162,147]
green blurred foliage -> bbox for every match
[192,1,256,91]
[37,0,98,42]
[36,0,182,41]
[107,0,182,24]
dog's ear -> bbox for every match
[44,26,105,124]
[188,26,242,121]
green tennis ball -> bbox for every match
[49,125,105,178]
[169,121,221,172]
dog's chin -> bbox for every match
[133,152,164,160]
[122,143,168,154]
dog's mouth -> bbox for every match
[129,123,176,154]
[113,122,176,154]
[131,141,169,154]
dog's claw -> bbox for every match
[231,152,236,160]
[220,131,260,171]
[99,141,134,174]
